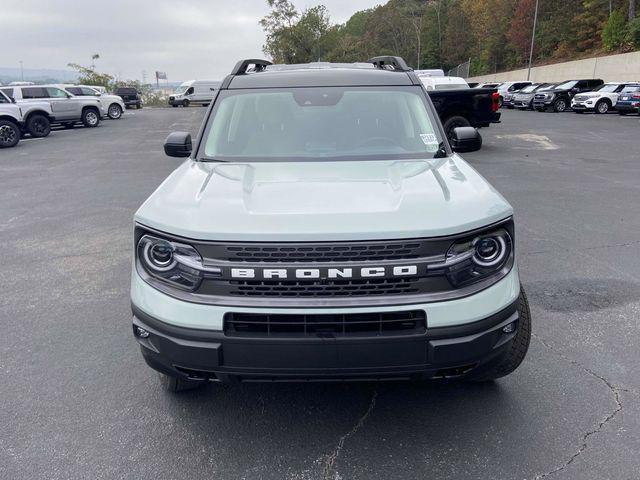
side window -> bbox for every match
[81,87,98,96]
[615,85,625,93]
[186,87,194,95]
[22,87,48,99]
[66,87,82,95]
[0,92,9,104]
[46,87,68,98]
[0,88,14,100]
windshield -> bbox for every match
[593,84,619,93]
[174,85,189,94]
[201,86,444,162]
[555,80,577,90]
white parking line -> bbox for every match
[494,134,559,150]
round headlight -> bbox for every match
[143,240,176,271]
[472,236,506,267]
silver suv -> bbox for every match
[2,84,103,128]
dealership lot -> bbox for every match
[1,108,639,480]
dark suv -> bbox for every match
[115,87,142,109]
[533,79,604,112]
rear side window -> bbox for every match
[46,87,68,98]
[21,87,49,99]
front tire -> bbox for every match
[553,98,568,112]
[108,103,123,119]
[26,114,51,138]
[469,288,532,382]
[0,120,20,148]
[81,108,100,127]
[182,99,190,108]
[595,100,610,114]
[158,372,205,393]
[443,115,471,143]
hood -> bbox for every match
[135,156,513,242]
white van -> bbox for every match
[418,75,470,91]
[169,80,220,107]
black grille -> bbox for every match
[221,242,424,263]
[224,310,426,337]
[226,277,422,297]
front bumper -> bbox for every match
[571,101,593,111]
[131,265,521,382]
[133,297,520,382]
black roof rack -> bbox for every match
[368,56,412,72]
[230,59,273,75]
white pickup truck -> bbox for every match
[0,89,53,140]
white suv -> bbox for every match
[0,89,53,138]
[571,82,632,114]
[63,85,126,119]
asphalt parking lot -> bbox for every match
[1,107,639,480]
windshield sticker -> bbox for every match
[420,133,439,152]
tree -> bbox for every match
[629,0,636,20]
[602,9,627,50]
[260,0,335,62]
[67,62,113,89]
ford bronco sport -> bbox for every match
[131,57,531,392]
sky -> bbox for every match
[2,0,381,83]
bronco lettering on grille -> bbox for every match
[230,265,419,280]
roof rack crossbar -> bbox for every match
[230,59,273,76]
[368,56,411,72]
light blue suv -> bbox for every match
[131,57,531,392]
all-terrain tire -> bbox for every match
[443,115,471,143]
[0,120,20,148]
[81,108,100,127]
[26,114,51,137]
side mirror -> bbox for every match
[164,131,192,158]
[450,127,482,153]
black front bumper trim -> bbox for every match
[131,299,519,382]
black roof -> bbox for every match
[224,59,419,89]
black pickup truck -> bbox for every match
[114,87,143,109]
[428,88,501,142]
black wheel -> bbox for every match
[469,288,532,382]
[158,372,204,393]
[182,99,190,107]
[172,104,178,108]
[136,103,142,109]
[553,98,567,112]
[498,96,504,108]
[443,115,471,143]
[0,120,20,148]
[108,103,123,119]
[81,108,100,127]
[26,114,51,138]
[595,100,610,114]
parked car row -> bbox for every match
[498,78,640,115]
[0,84,140,148]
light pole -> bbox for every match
[527,0,540,81]
[19,61,24,81]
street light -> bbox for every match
[527,0,540,81]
